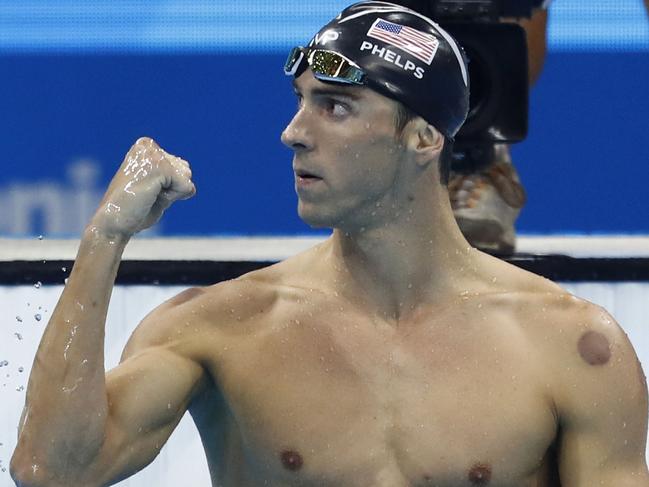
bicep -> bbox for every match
[559,415,649,487]
[557,320,649,486]
[96,346,206,485]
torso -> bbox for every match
[179,250,571,487]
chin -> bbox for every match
[297,204,338,229]
[298,212,334,229]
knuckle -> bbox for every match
[135,136,153,146]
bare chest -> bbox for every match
[201,307,558,486]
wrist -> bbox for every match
[83,222,131,247]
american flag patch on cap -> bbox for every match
[366,18,439,65]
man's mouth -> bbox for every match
[294,169,322,180]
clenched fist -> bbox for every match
[91,137,195,237]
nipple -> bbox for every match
[280,450,303,471]
[468,463,492,485]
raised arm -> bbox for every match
[10,138,199,487]
[554,304,649,486]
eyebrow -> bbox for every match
[292,80,363,101]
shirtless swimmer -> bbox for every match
[11,2,649,486]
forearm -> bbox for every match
[12,137,195,486]
[13,224,129,477]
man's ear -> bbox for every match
[407,121,444,166]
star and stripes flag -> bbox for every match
[366,18,440,65]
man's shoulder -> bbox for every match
[471,251,619,340]
[121,274,286,360]
[473,262,640,405]
[527,289,627,361]
[471,248,568,299]
[169,253,320,323]
[221,242,327,300]
[483,265,634,387]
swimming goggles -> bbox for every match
[284,47,366,85]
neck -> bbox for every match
[321,185,479,321]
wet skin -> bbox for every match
[172,72,647,483]
[141,245,646,487]
[11,73,648,487]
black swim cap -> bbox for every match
[293,1,470,139]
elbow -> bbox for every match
[10,449,67,487]
[11,437,50,487]
[10,460,92,487]
[11,446,103,487]
[9,453,47,487]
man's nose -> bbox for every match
[281,108,312,152]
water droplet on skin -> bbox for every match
[34,281,42,289]
[106,202,121,214]
[34,314,42,321]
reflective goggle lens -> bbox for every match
[284,47,365,85]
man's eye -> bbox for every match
[327,99,349,117]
